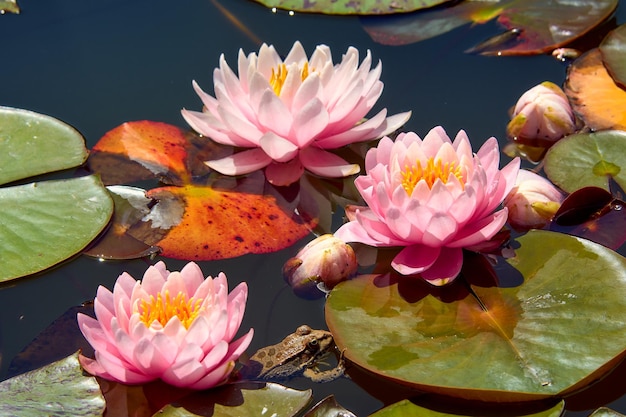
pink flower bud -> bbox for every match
[504,170,565,231]
[507,81,578,146]
[283,234,357,298]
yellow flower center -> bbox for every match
[401,157,464,196]
[138,290,203,329]
[269,62,311,96]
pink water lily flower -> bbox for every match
[335,127,520,285]
[77,261,253,389]
[182,41,411,186]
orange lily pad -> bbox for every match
[564,48,626,131]
[143,185,316,260]
[87,121,318,260]
[88,121,229,186]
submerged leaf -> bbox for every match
[142,185,316,260]
[467,0,617,56]
[8,304,95,379]
[156,382,311,417]
[361,0,617,55]
[0,175,114,282]
[543,130,626,193]
[564,48,626,131]
[83,185,162,259]
[0,352,105,417]
[326,231,626,402]
[250,0,453,15]
[551,187,626,250]
[0,106,88,186]
[304,395,356,417]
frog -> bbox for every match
[238,325,345,383]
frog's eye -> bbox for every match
[307,339,319,351]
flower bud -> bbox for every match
[504,170,564,231]
[507,81,578,146]
[283,234,357,298]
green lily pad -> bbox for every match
[155,382,311,416]
[600,24,626,89]
[0,351,105,417]
[369,399,565,417]
[0,106,88,186]
[0,175,114,282]
[543,130,626,193]
[250,0,453,15]
[0,107,113,281]
[325,231,626,402]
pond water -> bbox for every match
[1,0,626,416]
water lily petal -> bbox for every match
[78,262,252,390]
[259,132,299,163]
[391,245,441,276]
[182,41,408,183]
[420,247,463,286]
[264,158,305,186]
[206,148,272,176]
[449,209,509,248]
[299,147,360,178]
[338,126,519,283]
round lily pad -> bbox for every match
[0,175,114,282]
[326,231,626,402]
[564,48,626,131]
[600,23,626,89]
[0,106,88,186]
[250,0,452,15]
[544,130,626,193]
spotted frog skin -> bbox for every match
[239,325,345,383]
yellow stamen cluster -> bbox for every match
[401,157,464,196]
[269,62,311,96]
[138,290,203,329]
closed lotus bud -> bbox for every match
[507,81,578,146]
[283,234,357,299]
[504,170,564,231]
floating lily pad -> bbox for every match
[0,106,88,186]
[543,130,626,193]
[88,121,317,261]
[155,382,311,417]
[564,48,626,131]
[0,352,105,417]
[370,399,565,416]
[250,0,453,15]
[361,0,617,55]
[144,185,315,260]
[0,175,114,281]
[88,120,224,186]
[326,231,626,402]
[600,24,626,89]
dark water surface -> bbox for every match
[1,1,626,415]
